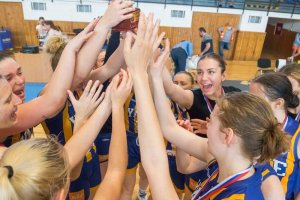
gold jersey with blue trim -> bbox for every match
[41,91,100,200]
[124,93,138,134]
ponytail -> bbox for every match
[217,92,290,164]
[259,123,290,163]
[0,166,18,200]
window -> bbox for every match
[248,16,262,24]
[31,2,46,11]
[77,4,92,13]
[171,10,185,18]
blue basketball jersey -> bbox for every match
[41,92,101,200]
[269,116,300,199]
[192,160,275,200]
[124,93,138,134]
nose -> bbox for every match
[12,93,22,105]
[15,75,25,85]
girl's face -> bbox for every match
[288,76,300,100]
[196,58,225,98]
[206,106,223,156]
[173,73,193,90]
[0,58,26,102]
[249,82,277,113]
[0,80,21,129]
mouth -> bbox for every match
[201,83,213,90]
[14,88,25,101]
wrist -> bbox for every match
[95,20,111,32]
[112,102,124,110]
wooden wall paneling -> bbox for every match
[192,12,240,59]
[263,24,295,59]
[253,32,266,60]
[0,2,26,49]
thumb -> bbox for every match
[67,90,76,105]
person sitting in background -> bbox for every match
[170,40,193,74]
[36,16,48,46]
[44,20,63,40]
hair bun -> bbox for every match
[44,35,68,54]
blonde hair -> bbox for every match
[0,138,70,200]
[279,63,300,85]
[216,92,290,163]
[43,35,68,71]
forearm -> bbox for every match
[202,44,210,55]
[75,22,110,82]
[161,68,192,109]
[89,41,125,83]
[64,100,112,169]
[42,46,76,116]
[133,74,178,200]
[134,74,169,168]
[106,104,127,172]
[175,147,192,173]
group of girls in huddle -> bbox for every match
[0,4,300,200]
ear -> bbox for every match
[221,71,226,82]
[222,127,235,145]
[274,98,285,109]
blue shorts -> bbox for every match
[95,131,140,171]
[127,131,140,171]
[68,145,101,200]
[95,132,111,156]
[168,154,185,193]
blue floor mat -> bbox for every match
[24,82,46,103]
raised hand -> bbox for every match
[66,19,98,52]
[190,118,209,135]
[111,69,133,106]
[124,12,164,76]
[68,80,105,122]
[177,119,193,132]
[99,0,135,29]
[149,38,170,78]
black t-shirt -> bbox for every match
[201,34,214,55]
[187,86,241,120]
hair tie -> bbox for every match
[3,165,14,178]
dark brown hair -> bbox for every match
[198,53,226,73]
[252,72,299,109]
[216,92,290,163]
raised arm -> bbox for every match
[149,37,212,164]
[162,67,194,109]
[124,13,178,200]
[175,120,207,174]
[0,25,95,136]
[74,0,134,86]
[64,80,112,170]
[88,39,125,83]
[94,69,132,200]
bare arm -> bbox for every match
[74,0,134,87]
[94,69,132,200]
[124,13,178,200]
[64,82,112,170]
[162,67,194,109]
[176,148,207,174]
[150,40,212,163]
[0,27,95,136]
[88,40,125,83]
[261,175,285,200]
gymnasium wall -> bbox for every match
[1,1,266,60]
[263,24,296,59]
